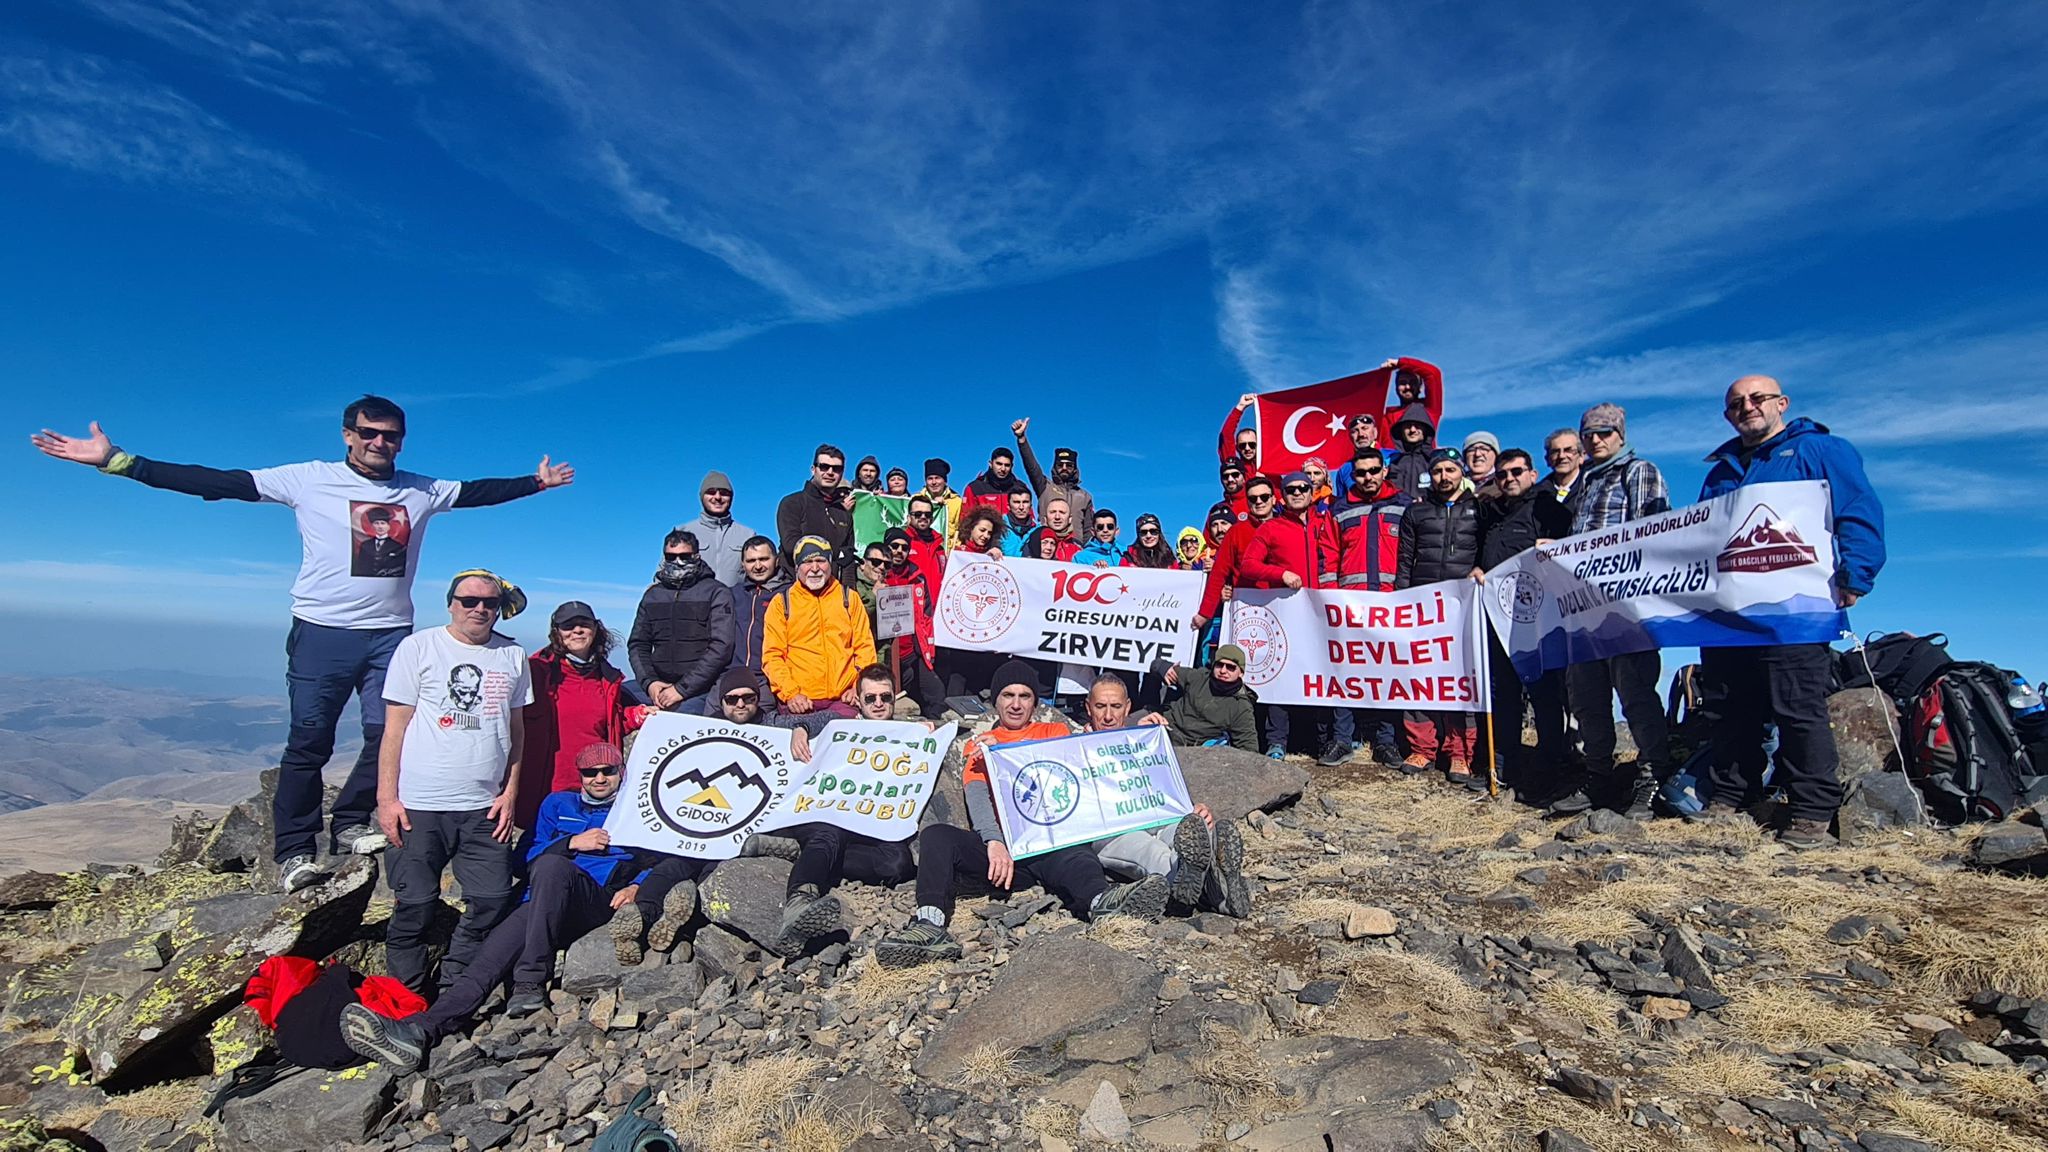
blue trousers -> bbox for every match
[277,619,408,863]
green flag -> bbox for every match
[854,491,947,550]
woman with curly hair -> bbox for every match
[954,504,1007,558]
[519,602,646,829]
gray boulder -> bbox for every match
[1174,745,1309,824]
[216,1063,397,1151]
[699,856,797,953]
[914,933,1161,1079]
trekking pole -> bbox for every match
[1485,708,1500,799]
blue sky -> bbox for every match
[3,0,2046,683]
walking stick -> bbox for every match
[1486,707,1500,799]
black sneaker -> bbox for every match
[875,919,962,969]
[1621,771,1659,821]
[1092,875,1170,924]
[1210,820,1252,919]
[504,983,548,1018]
[1544,789,1593,817]
[1372,743,1403,767]
[740,833,801,861]
[646,880,697,953]
[339,1002,427,1070]
[775,884,842,956]
[1168,814,1213,906]
[610,902,646,967]
[1316,740,1353,767]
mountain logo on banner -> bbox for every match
[1009,759,1082,826]
[1231,603,1290,687]
[649,737,777,838]
[937,559,1023,643]
[1494,569,1546,624]
[1716,504,1818,574]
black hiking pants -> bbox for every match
[1701,643,1842,823]
[913,823,1107,922]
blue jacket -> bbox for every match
[1075,537,1121,566]
[526,790,652,896]
[1699,417,1885,595]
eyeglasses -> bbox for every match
[1546,446,1579,458]
[578,765,620,777]
[1247,492,1275,503]
[1283,484,1311,495]
[1356,465,1385,475]
[722,692,758,705]
[910,509,933,519]
[814,460,844,473]
[704,488,732,498]
[1726,393,1783,412]
[349,425,404,443]
[453,596,501,609]
[1498,466,1530,478]
[860,691,893,704]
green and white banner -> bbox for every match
[985,725,1192,859]
[760,719,958,841]
[853,491,948,551]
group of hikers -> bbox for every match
[27,361,1883,1065]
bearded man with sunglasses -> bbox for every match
[31,395,573,890]
[775,442,858,582]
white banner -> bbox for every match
[1481,480,1845,681]
[758,720,958,840]
[875,585,917,640]
[605,712,802,860]
[932,553,1204,673]
[986,726,1193,859]
[1222,579,1489,710]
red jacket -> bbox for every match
[881,562,936,669]
[905,525,947,596]
[1197,518,1261,620]
[1238,508,1339,590]
[1333,487,1412,591]
[520,651,643,829]
[1379,357,1444,448]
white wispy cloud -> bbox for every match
[0,47,315,199]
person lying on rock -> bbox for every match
[338,741,710,1070]
[1080,673,1252,918]
[740,663,927,956]
[1146,644,1260,753]
[873,660,1169,969]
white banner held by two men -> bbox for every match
[758,720,958,841]
[985,725,1194,859]
[931,553,1204,673]
[1222,579,1490,710]
[1480,480,1846,683]
[605,712,802,860]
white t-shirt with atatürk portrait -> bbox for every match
[383,626,532,811]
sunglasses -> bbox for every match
[704,488,732,498]
[814,461,844,473]
[1214,661,1240,672]
[453,596,501,609]
[1247,492,1275,502]
[1283,484,1311,495]
[1726,393,1782,412]
[1546,447,1579,457]
[888,540,910,550]
[862,555,886,566]
[1586,427,1621,439]
[349,425,403,443]
[557,618,596,631]
[1139,528,1161,536]
[910,509,933,518]
[860,691,893,704]
[1499,466,1531,478]
[722,691,758,705]
[578,765,620,777]
[1356,465,1385,475]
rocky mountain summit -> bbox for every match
[3,693,2046,1152]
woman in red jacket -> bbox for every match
[519,601,646,829]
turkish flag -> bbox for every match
[1244,369,1395,474]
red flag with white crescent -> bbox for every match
[1245,368,1396,474]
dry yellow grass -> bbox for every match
[1349,949,1484,1016]
[949,1041,1035,1091]
[103,1081,208,1121]
[1945,1066,2044,1114]
[1533,981,1625,1036]
[1533,879,1685,947]
[1084,914,1153,953]
[1653,1046,1783,1100]
[1719,983,1880,1052]
[1638,814,1773,853]
[1876,1089,2046,1152]
[1343,779,1528,849]
[1019,1101,1077,1143]
[661,1053,832,1152]
[1281,895,1382,926]
[1193,1024,1280,1112]
[835,955,944,1010]
[1894,922,2048,1001]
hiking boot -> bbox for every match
[1168,814,1213,906]
[875,919,962,969]
[1371,742,1402,767]
[610,902,646,967]
[278,855,326,894]
[646,880,698,953]
[1778,817,1834,851]
[1316,740,1353,767]
[1543,789,1593,817]
[774,884,842,955]
[740,833,801,861]
[1400,753,1433,775]
[503,983,548,1019]
[1210,820,1252,919]
[1683,799,1743,825]
[1621,771,1660,821]
[339,1002,427,1070]
[1447,760,1485,791]
[1266,746,1287,761]
[1091,875,1170,924]
[333,824,389,856]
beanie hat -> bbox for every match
[792,536,832,564]
[1215,644,1248,666]
[700,469,732,494]
[924,458,951,479]
[1428,447,1466,471]
[1580,402,1627,438]
[575,742,623,770]
[990,659,1042,699]
[882,527,912,547]
[1206,502,1235,526]
[1462,431,1499,454]
[717,667,761,697]
[856,454,879,473]
[885,466,908,484]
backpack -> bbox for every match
[1904,661,2044,824]
[1834,631,1954,700]
[593,1086,680,1152]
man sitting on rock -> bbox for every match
[1148,644,1260,753]
[874,660,1169,969]
[339,741,711,1070]
[744,663,925,956]
[1082,674,1252,918]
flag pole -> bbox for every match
[1472,585,1499,799]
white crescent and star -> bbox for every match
[1276,404,1356,455]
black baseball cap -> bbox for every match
[551,600,597,627]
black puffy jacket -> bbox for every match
[627,559,736,700]
[774,481,857,582]
[1397,492,1479,587]
[1476,489,1574,571]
